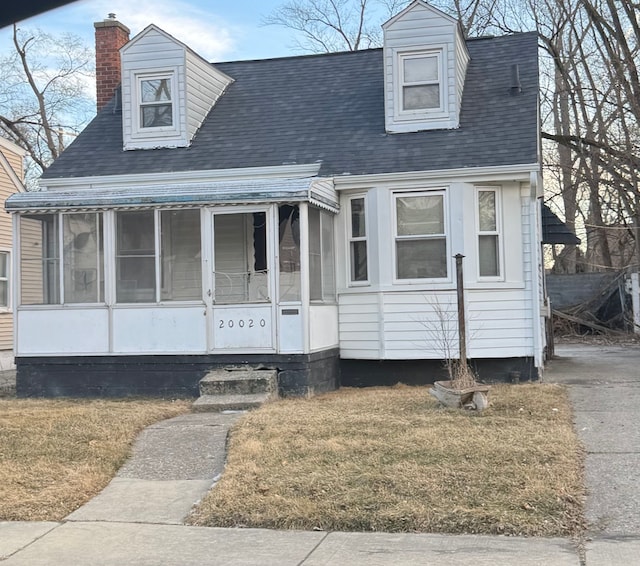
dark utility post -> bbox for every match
[455,254,467,365]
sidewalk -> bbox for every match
[1,341,640,565]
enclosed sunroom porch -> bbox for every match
[7,178,340,397]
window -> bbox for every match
[394,191,447,280]
[309,207,335,302]
[138,74,174,129]
[398,50,442,114]
[348,196,368,283]
[0,252,9,308]
[63,213,104,303]
[19,214,59,305]
[477,188,501,278]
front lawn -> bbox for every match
[0,398,191,521]
[188,384,585,536]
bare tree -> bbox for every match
[263,0,392,52]
[0,24,94,186]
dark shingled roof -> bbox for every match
[42,32,539,180]
[542,203,581,245]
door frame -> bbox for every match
[204,204,278,354]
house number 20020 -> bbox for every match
[218,318,266,329]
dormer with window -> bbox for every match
[383,0,469,133]
[120,25,233,150]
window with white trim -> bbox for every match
[0,252,9,308]
[348,196,368,283]
[137,73,175,130]
[398,50,443,115]
[394,190,448,280]
[477,188,502,278]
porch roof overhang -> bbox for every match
[6,177,339,214]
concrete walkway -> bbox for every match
[546,341,640,565]
[1,341,640,565]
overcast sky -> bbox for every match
[0,0,300,62]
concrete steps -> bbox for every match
[192,369,278,412]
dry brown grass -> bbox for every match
[188,384,585,536]
[0,398,190,521]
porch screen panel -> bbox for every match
[63,213,104,303]
[20,214,59,304]
[278,205,300,302]
[116,210,156,303]
[321,211,335,300]
[160,209,202,301]
[309,207,336,302]
[309,208,322,301]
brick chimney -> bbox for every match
[94,14,130,112]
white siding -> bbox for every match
[382,1,469,133]
[113,305,206,353]
[338,292,381,358]
[185,50,233,141]
[339,288,533,361]
[309,304,339,351]
[454,30,469,108]
[310,178,339,212]
[17,309,109,355]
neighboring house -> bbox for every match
[0,137,26,371]
[6,1,547,397]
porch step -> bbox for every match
[192,392,273,412]
[193,368,278,412]
[198,369,278,396]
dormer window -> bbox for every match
[396,49,445,119]
[400,51,441,112]
[119,24,234,150]
[140,76,173,128]
[136,72,176,132]
[383,1,469,133]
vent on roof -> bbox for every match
[510,64,522,95]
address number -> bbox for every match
[218,318,266,329]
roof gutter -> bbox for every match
[38,162,323,191]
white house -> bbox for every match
[6,1,547,397]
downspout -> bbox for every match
[529,170,545,374]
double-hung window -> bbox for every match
[398,50,443,114]
[348,196,368,283]
[477,188,502,278]
[0,252,9,308]
[394,190,448,280]
[138,74,174,129]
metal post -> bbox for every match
[455,253,467,365]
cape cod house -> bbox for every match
[7,1,547,397]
